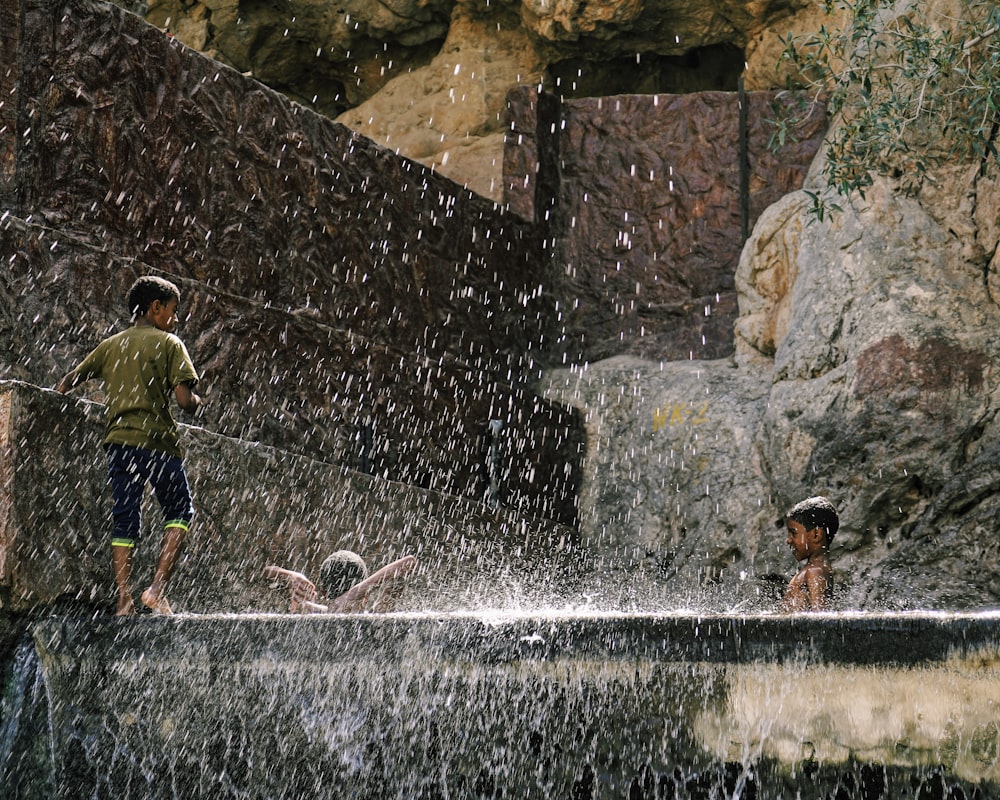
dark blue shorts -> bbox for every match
[106,443,194,547]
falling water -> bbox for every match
[0,638,55,799]
[5,612,1000,798]
[3,0,996,796]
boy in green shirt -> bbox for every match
[57,276,202,616]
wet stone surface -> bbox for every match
[506,88,827,364]
[7,612,1000,799]
[0,381,581,614]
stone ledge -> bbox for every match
[38,609,1000,666]
[18,612,1000,795]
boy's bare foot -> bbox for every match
[115,599,136,617]
[140,588,173,615]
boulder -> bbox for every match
[541,355,775,608]
[336,2,546,199]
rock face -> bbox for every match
[4,0,1000,615]
[542,168,1000,611]
[531,89,827,363]
[135,0,818,199]
[1,0,582,526]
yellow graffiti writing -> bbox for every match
[653,402,709,431]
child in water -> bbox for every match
[264,550,417,612]
[780,496,839,612]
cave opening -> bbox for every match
[546,42,745,99]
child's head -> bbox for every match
[127,276,181,320]
[319,550,369,598]
[785,496,839,545]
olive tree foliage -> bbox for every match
[772,0,1000,219]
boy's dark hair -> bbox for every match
[319,550,369,598]
[785,496,840,543]
[127,276,181,319]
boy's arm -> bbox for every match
[56,342,104,393]
[263,565,321,612]
[326,555,418,613]
[174,381,202,414]
[55,369,85,394]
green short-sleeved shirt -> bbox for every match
[72,325,199,457]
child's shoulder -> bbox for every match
[124,325,184,345]
[807,553,833,570]
[91,326,130,350]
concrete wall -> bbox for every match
[13,611,1000,797]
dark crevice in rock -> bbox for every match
[545,43,745,99]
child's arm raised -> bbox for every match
[326,555,417,613]
[263,565,321,612]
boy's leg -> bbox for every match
[107,445,148,616]
[111,542,135,616]
[143,453,194,614]
[140,522,187,614]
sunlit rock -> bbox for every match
[734,192,807,361]
[337,2,545,199]
[742,1,847,91]
[133,0,837,199]
[520,0,646,42]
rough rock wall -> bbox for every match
[96,0,829,369]
[133,0,823,200]
[0,381,577,613]
[516,89,827,363]
[1,0,583,525]
[542,165,1000,611]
